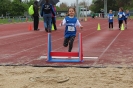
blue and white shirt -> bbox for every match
[118,12,125,20]
[124,13,130,19]
[62,16,81,38]
[108,13,114,22]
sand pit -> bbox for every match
[0,66,133,88]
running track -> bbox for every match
[0,17,133,67]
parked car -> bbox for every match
[60,13,66,17]
[0,16,4,19]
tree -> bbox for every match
[90,0,133,13]
[0,0,11,16]
[79,0,90,10]
[59,2,69,11]
[9,0,27,16]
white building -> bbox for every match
[80,8,91,17]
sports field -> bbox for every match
[0,17,133,88]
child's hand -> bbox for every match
[80,26,83,29]
[59,22,63,26]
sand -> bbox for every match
[0,66,133,88]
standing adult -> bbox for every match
[51,5,57,30]
[40,0,55,32]
[33,1,40,31]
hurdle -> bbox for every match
[47,33,83,62]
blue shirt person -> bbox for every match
[108,10,114,29]
[40,0,55,32]
[117,7,125,30]
[60,7,83,52]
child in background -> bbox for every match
[108,10,114,30]
[60,7,83,52]
[118,7,125,30]
[124,9,130,29]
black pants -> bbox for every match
[52,17,57,30]
[63,36,75,52]
[119,20,123,29]
[33,16,39,30]
[124,19,127,24]
[109,22,113,28]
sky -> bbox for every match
[56,0,92,6]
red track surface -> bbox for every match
[0,17,133,67]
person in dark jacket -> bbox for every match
[51,5,57,30]
[40,0,55,32]
[33,1,39,31]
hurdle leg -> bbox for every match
[47,33,52,61]
[79,33,83,62]
[47,33,83,62]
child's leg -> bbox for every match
[119,20,123,29]
[109,22,111,29]
[68,36,75,52]
[125,19,127,29]
[119,20,121,29]
[63,37,70,47]
[111,22,113,28]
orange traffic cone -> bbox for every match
[28,24,32,31]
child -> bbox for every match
[60,7,83,52]
[118,7,125,30]
[124,9,130,29]
[108,10,114,29]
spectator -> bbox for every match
[124,9,130,29]
[118,7,125,30]
[33,1,40,31]
[51,5,57,30]
[108,10,114,30]
[40,0,55,32]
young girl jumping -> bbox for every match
[60,7,83,52]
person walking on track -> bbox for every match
[51,5,57,31]
[40,0,55,32]
[33,1,40,31]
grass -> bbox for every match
[0,17,64,24]
[0,16,132,24]
[0,18,32,24]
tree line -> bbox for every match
[90,0,133,13]
[0,0,35,17]
[0,0,90,17]
[1,0,132,17]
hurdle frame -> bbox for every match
[47,33,83,62]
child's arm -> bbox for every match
[60,18,66,26]
[76,20,83,29]
[129,13,131,20]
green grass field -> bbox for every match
[0,16,132,24]
[0,18,33,24]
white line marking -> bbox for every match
[98,31,122,59]
[39,56,98,59]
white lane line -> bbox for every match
[39,56,98,59]
[98,19,132,59]
[99,31,122,59]
[0,32,34,39]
